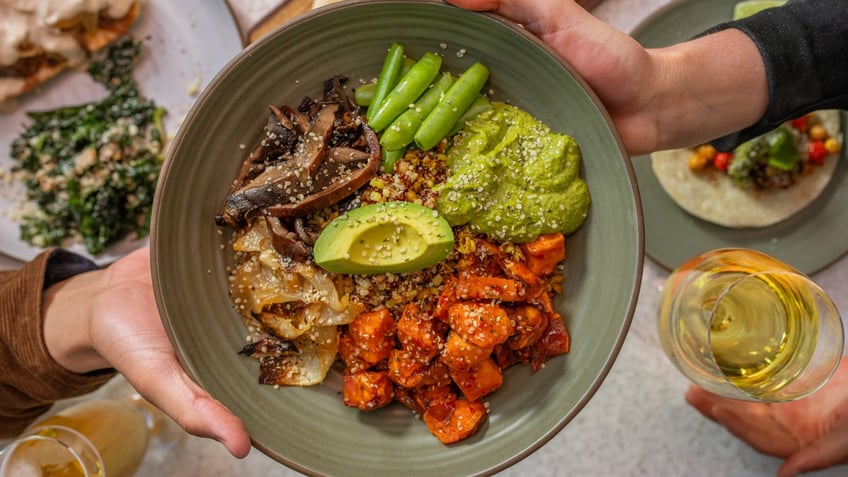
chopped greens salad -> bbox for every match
[10,38,165,255]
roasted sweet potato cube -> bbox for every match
[338,333,371,373]
[387,348,429,388]
[507,305,549,350]
[410,383,457,414]
[348,309,395,364]
[396,383,457,415]
[466,239,504,276]
[447,302,513,349]
[419,359,453,387]
[441,331,492,371]
[530,287,555,314]
[393,385,418,412]
[450,357,503,401]
[476,238,502,257]
[492,343,529,369]
[423,398,488,444]
[343,370,394,411]
[500,258,541,287]
[433,279,458,322]
[454,276,526,302]
[530,313,571,373]
[521,232,565,276]
[397,303,444,360]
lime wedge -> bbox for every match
[733,0,787,19]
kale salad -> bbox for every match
[9,38,165,255]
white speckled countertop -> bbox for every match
[2,0,847,475]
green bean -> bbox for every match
[448,94,493,135]
[401,57,416,75]
[367,52,443,132]
[381,147,406,173]
[366,43,405,123]
[355,57,416,107]
[355,83,376,106]
[380,72,454,151]
[414,62,489,151]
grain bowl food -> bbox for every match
[217,47,587,442]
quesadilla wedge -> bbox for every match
[651,110,843,228]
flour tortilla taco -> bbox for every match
[651,110,843,228]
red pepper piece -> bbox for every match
[713,152,732,171]
[809,140,827,165]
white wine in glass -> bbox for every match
[0,376,185,477]
[657,248,844,402]
[0,399,148,477]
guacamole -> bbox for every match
[435,102,590,242]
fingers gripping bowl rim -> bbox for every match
[150,1,644,475]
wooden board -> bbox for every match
[247,0,316,44]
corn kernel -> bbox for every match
[688,153,709,171]
[809,124,828,141]
[696,144,717,159]
[824,138,841,154]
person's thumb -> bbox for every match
[141,364,252,458]
[445,0,591,34]
[777,429,848,477]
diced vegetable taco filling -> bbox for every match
[651,110,842,228]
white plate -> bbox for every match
[0,0,243,265]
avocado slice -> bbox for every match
[313,201,454,275]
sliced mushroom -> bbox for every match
[266,216,312,260]
[263,125,380,218]
[239,336,296,358]
[329,147,371,164]
[217,75,381,231]
[294,218,320,245]
[216,102,341,228]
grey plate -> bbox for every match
[151,1,643,475]
[630,0,848,274]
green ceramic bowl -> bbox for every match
[151,1,643,475]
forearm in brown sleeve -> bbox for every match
[0,249,115,437]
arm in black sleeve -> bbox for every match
[708,0,848,150]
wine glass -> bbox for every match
[657,248,844,402]
[0,399,146,477]
[0,376,185,477]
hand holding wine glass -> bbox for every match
[686,356,848,477]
